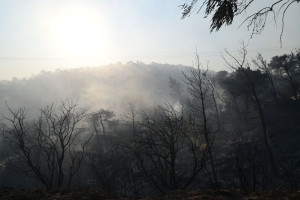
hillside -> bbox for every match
[0,62,191,117]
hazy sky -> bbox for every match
[0,0,299,80]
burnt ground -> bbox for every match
[0,188,299,200]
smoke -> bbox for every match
[0,62,191,119]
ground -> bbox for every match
[0,188,299,200]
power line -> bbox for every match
[0,46,297,60]
[0,57,65,60]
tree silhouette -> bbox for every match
[223,44,280,179]
[89,109,115,136]
[269,50,300,100]
[1,101,92,189]
[123,105,208,194]
[181,0,299,42]
[183,53,219,188]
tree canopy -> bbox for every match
[181,0,299,40]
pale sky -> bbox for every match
[0,0,299,80]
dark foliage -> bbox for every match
[181,0,299,41]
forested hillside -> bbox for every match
[0,49,299,198]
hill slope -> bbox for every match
[0,62,191,117]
